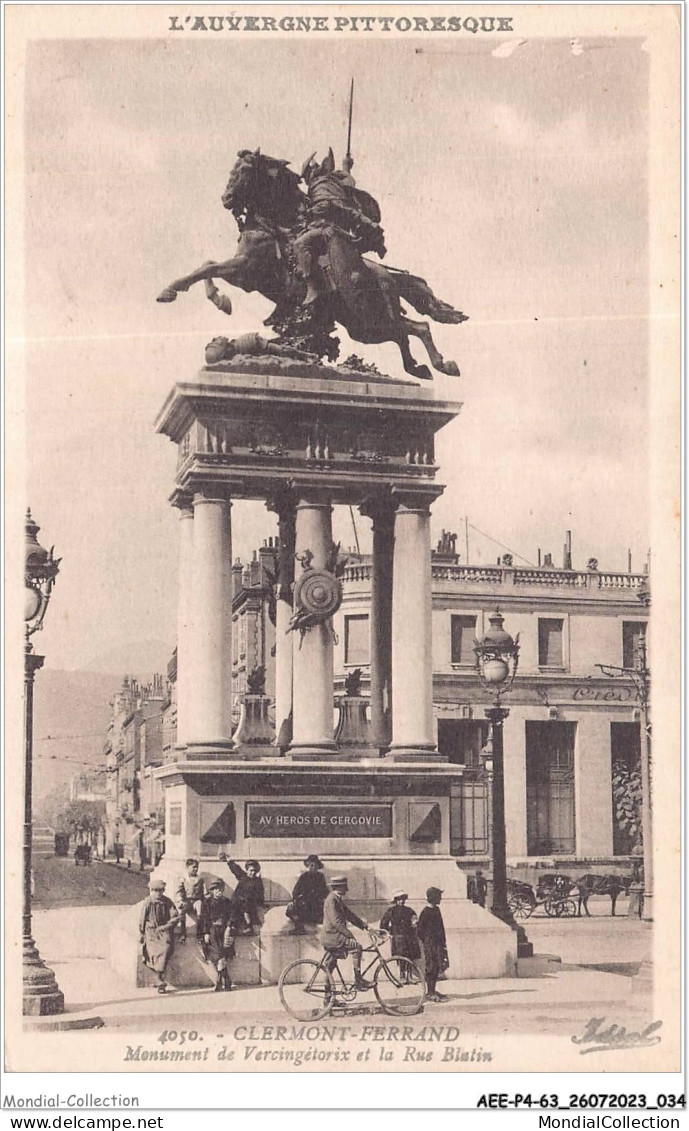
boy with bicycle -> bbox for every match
[321,875,372,990]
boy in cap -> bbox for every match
[175,857,205,942]
[218,853,265,934]
[139,878,183,994]
[286,854,329,932]
[198,878,235,991]
[417,887,449,1003]
[321,876,371,991]
[380,890,420,971]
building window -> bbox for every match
[439,720,489,855]
[526,721,576,855]
[622,621,647,670]
[538,618,564,667]
[451,614,477,665]
[610,722,642,856]
[344,614,369,666]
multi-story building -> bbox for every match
[103,674,169,862]
[334,535,649,870]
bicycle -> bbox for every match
[278,929,426,1020]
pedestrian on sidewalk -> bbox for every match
[218,853,265,934]
[139,879,183,994]
[198,879,235,992]
[417,887,449,1003]
[175,858,206,942]
[380,890,420,969]
[286,855,328,933]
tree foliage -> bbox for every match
[612,757,643,850]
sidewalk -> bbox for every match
[31,904,654,1037]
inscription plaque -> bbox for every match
[246,803,393,838]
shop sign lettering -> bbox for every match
[572,686,635,703]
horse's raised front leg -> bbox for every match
[402,316,460,377]
[157,256,249,303]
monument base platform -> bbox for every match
[108,854,517,988]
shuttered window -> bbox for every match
[526,721,576,855]
[344,614,369,666]
[538,618,564,667]
[451,615,477,665]
[622,621,646,670]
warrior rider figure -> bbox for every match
[293,150,387,306]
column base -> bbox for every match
[182,740,234,761]
[23,938,65,1016]
[288,741,346,761]
[384,744,448,763]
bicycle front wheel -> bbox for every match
[374,957,426,1016]
[278,959,335,1021]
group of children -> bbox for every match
[139,854,265,993]
[139,856,451,1003]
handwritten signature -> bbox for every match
[571,1016,662,1054]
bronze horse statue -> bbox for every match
[157,149,467,380]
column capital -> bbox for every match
[192,490,233,508]
[360,493,396,529]
[295,490,333,511]
[391,485,443,514]
[171,488,194,511]
[266,489,297,523]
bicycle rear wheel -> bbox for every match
[278,959,335,1021]
[374,957,425,1015]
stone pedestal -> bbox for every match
[140,363,527,985]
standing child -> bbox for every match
[416,886,449,1003]
[380,890,420,968]
[139,879,183,994]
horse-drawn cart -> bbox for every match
[507,875,578,920]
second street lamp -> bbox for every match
[474,609,533,959]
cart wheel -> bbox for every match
[544,898,559,917]
[509,895,534,921]
[561,898,577,917]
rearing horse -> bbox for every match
[157,149,467,380]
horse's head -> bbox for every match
[222,148,304,225]
[222,149,260,215]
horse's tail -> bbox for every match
[373,262,469,325]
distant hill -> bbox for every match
[32,670,123,820]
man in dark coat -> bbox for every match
[218,853,265,933]
[417,886,449,1003]
[321,876,371,990]
[139,879,183,994]
[286,854,329,932]
[198,879,235,991]
[380,890,420,964]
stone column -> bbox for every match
[175,498,194,748]
[389,500,440,759]
[361,497,395,750]
[271,496,296,752]
[290,494,337,755]
[186,492,233,749]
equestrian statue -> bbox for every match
[157,108,467,380]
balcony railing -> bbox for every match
[341,561,648,592]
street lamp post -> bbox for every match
[596,581,652,921]
[23,508,64,1015]
[475,609,533,958]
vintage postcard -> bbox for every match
[2,0,682,1108]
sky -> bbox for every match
[19,30,650,672]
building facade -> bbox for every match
[334,543,648,868]
[103,674,169,862]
